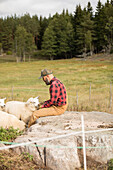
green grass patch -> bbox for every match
[0,56,113,113]
[0,127,23,141]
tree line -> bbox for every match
[0,0,113,61]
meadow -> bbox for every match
[0,54,113,114]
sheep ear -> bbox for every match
[35,96,39,99]
[27,97,31,102]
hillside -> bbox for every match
[86,53,113,61]
[0,53,113,62]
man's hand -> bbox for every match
[37,102,44,109]
[38,104,42,109]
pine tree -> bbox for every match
[104,16,113,53]
[19,13,32,33]
[105,0,110,7]
[1,17,15,52]
[25,32,36,61]
[76,12,95,55]
[66,22,75,58]
[73,4,84,31]
[31,15,40,48]
[15,25,36,62]
[0,18,3,43]
[0,43,2,55]
[58,13,73,58]
[42,13,74,59]
[95,0,103,15]
[42,25,57,60]
[15,25,27,62]
[37,16,49,50]
[104,0,113,17]
[94,0,107,52]
[111,0,113,5]
[87,2,93,18]
[73,4,84,54]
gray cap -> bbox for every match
[39,69,53,79]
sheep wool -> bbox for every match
[0,111,25,130]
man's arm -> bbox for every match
[41,84,59,108]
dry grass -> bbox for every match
[0,150,108,170]
[0,54,113,114]
[0,150,49,170]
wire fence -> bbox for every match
[68,83,113,113]
[0,83,113,113]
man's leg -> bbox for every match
[28,104,67,127]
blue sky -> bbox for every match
[0,0,107,18]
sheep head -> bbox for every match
[25,96,40,111]
[0,97,6,111]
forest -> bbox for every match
[0,0,113,61]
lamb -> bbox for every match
[5,96,39,123]
[0,98,6,111]
[0,110,25,130]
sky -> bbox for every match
[0,0,107,18]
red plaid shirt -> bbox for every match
[42,77,67,108]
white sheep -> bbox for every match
[0,110,25,130]
[0,98,6,111]
[5,96,39,123]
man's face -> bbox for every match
[43,76,50,85]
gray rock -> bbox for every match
[77,131,113,163]
[13,111,113,169]
[13,131,81,169]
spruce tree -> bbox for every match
[94,0,107,52]
[111,0,113,5]
[87,2,93,18]
[104,16,113,53]
[37,16,49,50]
[76,12,95,56]
[1,17,15,52]
[15,25,27,62]
[73,5,84,54]
[0,18,3,43]
[42,25,57,60]
[42,12,74,59]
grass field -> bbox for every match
[0,54,113,113]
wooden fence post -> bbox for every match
[76,90,78,110]
[11,86,14,100]
[110,83,112,110]
[89,83,91,102]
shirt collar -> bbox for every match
[50,77,56,84]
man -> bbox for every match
[28,69,68,127]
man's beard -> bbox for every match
[45,78,50,85]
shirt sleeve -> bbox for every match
[42,83,59,108]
